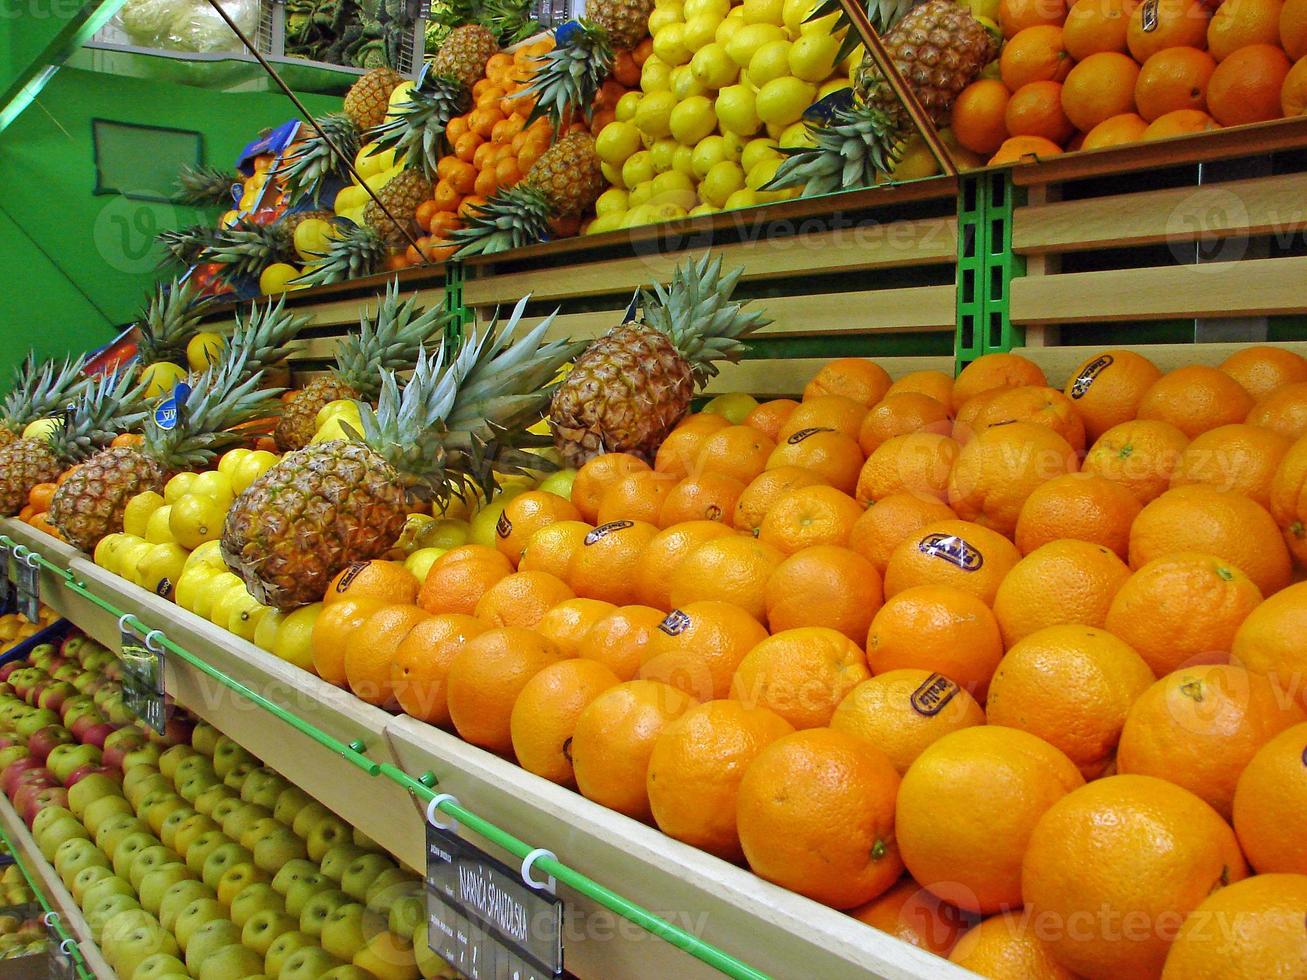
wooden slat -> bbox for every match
[1014,172,1307,255]
[1010,254,1307,324]
[1017,341,1307,388]
[706,355,955,396]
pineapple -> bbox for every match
[344,67,407,131]
[765,101,904,196]
[587,0,654,50]
[135,280,211,397]
[276,113,363,206]
[0,355,88,449]
[274,279,454,450]
[222,297,579,610]
[156,225,224,269]
[550,253,770,467]
[452,132,604,256]
[432,24,500,89]
[366,72,472,178]
[363,169,434,247]
[200,210,334,283]
[521,21,614,130]
[175,164,239,208]
[295,223,390,286]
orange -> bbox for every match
[1127,0,1211,61]
[1161,873,1307,979]
[1082,418,1191,503]
[953,385,1016,445]
[766,427,865,495]
[1063,0,1136,60]
[999,0,1068,36]
[742,398,799,441]
[968,385,1088,452]
[597,470,679,525]
[947,422,1079,537]
[654,417,730,479]
[1222,344,1307,400]
[897,726,1084,914]
[757,484,865,554]
[391,613,488,726]
[536,597,616,655]
[731,627,871,729]
[323,560,418,606]
[509,659,621,786]
[848,493,957,574]
[886,369,954,406]
[832,669,986,774]
[993,540,1132,646]
[28,483,54,513]
[989,134,1065,164]
[667,534,785,623]
[988,625,1156,777]
[692,425,776,485]
[646,700,794,861]
[858,393,952,455]
[848,879,975,957]
[1232,582,1307,708]
[577,604,666,680]
[1118,664,1307,818]
[951,353,1047,413]
[778,395,867,442]
[802,358,891,406]
[1143,106,1221,137]
[1283,54,1307,114]
[764,545,883,641]
[1082,111,1151,148]
[417,545,513,615]
[1247,381,1307,440]
[951,79,1013,156]
[638,600,768,700]
[311,596,387,687]
[1169,422,1292,509]
[732,466,830,536]
[1016,472,1143,558]
[1209,0,1284,58]
[1232,722,1307,872]
[446,627,568,755]
[658,472,745,526]
[1269,435,1307,564]
[856,432,960,504]
[571,452,650,522]
[883,519,1022,608]
[517,520,594,580]
[736,729,902,909]
[1001,26,1072,90]
[473,570,575,629]
[1129,485,1292,595]
[635,520,736,610]
[570,679,697,821]
[569,519,660,605]
[1022,774,1249,980]
[948,912,1078,979]
[1135,46,1217,121]
[344,604,429,708]
[1286,0,1307,58]
[494,490,581,565]
[1208,42,1292,123]
[1062,51,1143,131]
[1007,80,1076,143]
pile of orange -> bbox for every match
[304,345,1307,978]
[954,0,1307,165]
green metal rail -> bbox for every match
[2,537,772,980]
[0,821,96,979]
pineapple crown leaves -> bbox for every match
[764,101,904,197]
[295,223,388,287]
[450,185,553,258]
[521,21,614,131]
[136,279,210,367]
[641,253,772,383]
[808,0,912,65]
[367,73,472,178]
[174,163,239,208]
[275,113,361,205]
[1,354,89,432]
[46,370,149,465]
[203,220,297,282]
[336,278,457,397]
[156,225,224,270]
[226,294,316,378]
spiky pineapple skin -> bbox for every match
[526,132,604,218]
[550,323,693,467]
[433,25,499,90]
[588,0,654,49]
[0,428,17,451]
[48,447,166,552]
[344,68,406,130]
[364,170,434,246]
[274,378,361,452]
[0,440,62,516]
[221,441,410,610]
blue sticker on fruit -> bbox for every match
[153,381,192,432]
[554,19,582,45]
[804,87,855,124]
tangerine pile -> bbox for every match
[309,347,1307,977]
[954,0,1307,165]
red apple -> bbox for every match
[0,746,30,771]
[27,725,74,763]
[0,663,19,682]
[38,682,77,714]
[21,785,68,826]
[23,682,47,707]
[72,720,115,748]
[147,715,194,748]
[11,770,56,808]
[2,759,47,797]
[64,764,117,788]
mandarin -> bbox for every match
[993,540,1132,646]
[1015,472,1142,558]
[730,626,871,729]
[1063,349,1163,442]
[763,545,883,642]
[638,600,768,700]
[510,659,621,786]
[391,613,488,726]
[446,627,568,756]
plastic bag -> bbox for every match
[115,0,259,52]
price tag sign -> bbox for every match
[16,556,40,623]
[119,623,167,735]
[426,823,564,980]
[0,541,15,615]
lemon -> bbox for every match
[596,121,642,165]
[689,42,738,88]
[649,137,678,172]
[692,134,732,176]
[651,201,690,222]
[634,90,677,138]
[226,592,270,642]
[670,63,707,99]
[819,76,852,98]
[413,517,468,551]
[336,206,366,227]
[615,92,642,123]
[292,218,333,262]
[163,471,197,504]
[690,203,719,216]
[93,533,127,573]
[192,571,242,621]
[701,160,747,206]
[892,135,943,181]
[669,96,717,144]
[741,136,781,172]
[114,538,154,584]
[684,0,729,17]
[272,603,321,670]
[628,179,656,207]
[469,496,513,547]
[622,149,657,189]
[354,143,384,180]
[186,333,224,373]
[587,212,626,234]
[652,169,696,195]
[672,144,697,176]
[684,12,721,51]
[622,203,659,227]
[787,31,840,81]
[640,57,672,93]
[595,188,630,218]
[175,565,219,613]
[779,120,815,148]
[252,608,285,652]
[259,263,300,295]
[210,580,252,628]
[144,505,175,545]
[138,543,189,599]
[217,448,250,478]
[844,44,865,77]
[652,22,691,64]
[725,22,786,67]
[715,84,761,135]
[746,155,784,190]
[782,0,818,35]
[404,548,446,584]
[316,398,361,430]
[715,15,743,44]
[334,184,368,212]
[799,10,840,35]
[601,161,627,188]
[169,494,224,550]
[703,392,760,423]
[191,471,235,509]
[139,362,189,400]
[648,5,683,33]
[748,39,793,85]
[220,210,239,229]
[123,491,164,538]
[233,450,279,494]
[756,76,816,126]
[724,187,762,209]
[968,0,1001,22]
[184,539,226,572]
[743,0,784,24]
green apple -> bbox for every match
[0,914,20,934]
[103,914,180,978]
[254,826,309,873]
[121,766,167,806]
[183,918,243,974]
[209,796,245,828]
[131,952,189,979]
[320,843,367,882]
[321,965,375,979]
[47,742,101,782]
[173,897,227,951]
[264,929,315,976]
[222,760,256,790]
[159,806,199,851]
[184,830,232,875]
[279,946,343,980]
[69,864,115,904]
[158,880,215,933]
[352,827,382,853]
[193,783,236,817]
[319,903,372,962]
[177,770,223,803]
[98,905,156,956]
[171,814,220,857]
[413,921,447,980]
[121,742,163,770]
[122,772,173,811]
[36,814,89,860]
[216,861,269,906]
[95,812,148,855]
[201,842,254,890]
[273,786,312,826]
[230,881,283,929]
[84,891,142,943]
[299,888,350,938]
[241,768,289,809]
[340,853,397,902]
[291,801,332,840]
[14,707,59,737]
[143,793,189,835]
[354,930,421,980]
[242,908,298,957]
[388,894,425,939]
[158,744,198,781]
[284,872,333,918]
[112,831,162,879]
[306,816,355,863]
[81,874,135,908]
[272,859,320,895]
[221,801,272,842]
[31,804,76,840]
[191,722,220,756]
[197,943,265,980]
[241,817,284,852]
[127,844,180,890]
[66,772,123,819]
[138,864,194,914]
[211,737,255,779]
[364,869,415,910]
[54,837,110,887]
[135,786,180,820]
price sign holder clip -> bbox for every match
[0,539,14,615]
[118,615,168,735]
[43,913,77,980]
[13,546,41,623]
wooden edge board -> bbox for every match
[1017,341,1307,387]
[706,356,956,397]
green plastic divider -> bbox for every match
[4,538,772,980]
[0,822,96,979]
[955,170,1026,370]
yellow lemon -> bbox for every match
[218,448,252,479]
[669,96,717,144]
[787,30,839,80]
[333,185,368,213]
[690,202,719,215]
[755,76,816,127]
[670,63,707,99]
[139,362,189,400]
[969,0,1001,22]
[692,134,737,176]
[315,398,361,430]
[640,57,672,93]
[418,518,472,551]
[191,570,242,620]
[354,142,385,179]
[725,22,785,66]
[272,603,321,671]
[184,540,225,573]
[672,144,697,176]
[746,155,784,190]
[690,42,738,88]
[651,169,697,201]
[587,213,625,234]
[715,15,743,45]
[703,392,759,423]
[220,210,239,229]
[743,0,784,24]
[469,497,512,547]
[844,44,865,77]
[652,22,691,64]
[682,11,720,50]
[650,201,689,221]
[163,471,197,503]
[292,218,333,262]
[648,5,683,33]
[186,333,224,373]
[226,592,270,642]
[123,491,165,539]
[892,134,942,181]
[622,203,659,227]
[741,136,782,172]
[628,179,656,208]
[169,494,224,550]
[93,533,128,572]
[114,538,153,584]
[779,120,815,148]
[259,263,300,295]
[596,120,643,165]
[819,76,851,98]
[137,543,189,599]
[144,505,175,545]
[595,188,630,218]
[715,84,761,135]
[404,548,446,584]
[649,136,679,172]
[724,187,762,209]
[312,417,359,443]
[232,450,279,494]
[615,91,642,121]
[634,90,677,138]
[684,0,729,18]
[175,565,220,613]
[621,149,657,188]
[748,38,793,85]
[782,0,818,34]
[209,580,252,628]
[799,10,841,35]
[601,161,626,188]
[190,471,234,509]
[252,608,285,652]
[701,160,747,206]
